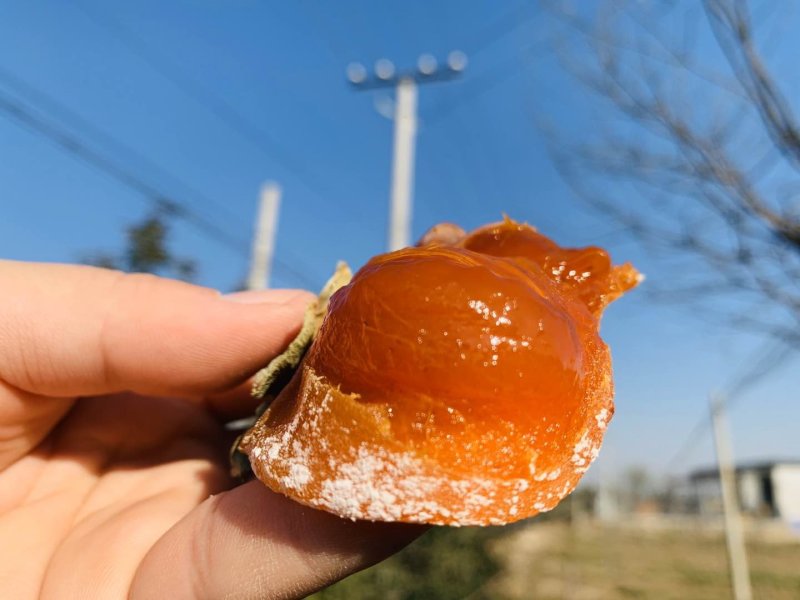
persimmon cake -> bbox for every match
[238,218,640,526]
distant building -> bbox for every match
[689,461,800,529]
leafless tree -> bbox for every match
[542,0,800,343]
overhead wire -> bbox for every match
[0,88,319,289]
[0,92,245,253]
[421,3,547,220]
[462,0,538,57]
[423,4,493,218]
[293,2,543,227]
[408,0,535,92]
[0,65,245,230]
[664,337,796,473]
[423,39,549,127]
[291,1,387,207]
[295,0,480,231]
[297,0,355,66]
[720,339,796,402]
[421,0,543,125]
[70,0,343,204]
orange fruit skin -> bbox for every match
[241,219,639,526]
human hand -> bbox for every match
[0,261,422,599]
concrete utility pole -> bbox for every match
[247,181,281,290]
[709,393,753,600]
[388,77,418,252]
[346,51,467,251]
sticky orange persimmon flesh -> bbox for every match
[241,218,639,526]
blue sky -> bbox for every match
[1,0,797,482]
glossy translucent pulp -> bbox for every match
[304,219,639,478]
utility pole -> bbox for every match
[388,77,417,252]
[709,393,753,600]
[346,51,467,251]
[247,181,281,290]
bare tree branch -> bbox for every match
[542,0,800,342]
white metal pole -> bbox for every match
[388,76,418,251]
[247,181,282,290]
[709,393,753,600]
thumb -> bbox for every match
[130,481,425,599]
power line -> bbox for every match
[0,66,245,230]
[71,1,338,202]
[407,3,544,223]
[665,412,716,474]
[461,1,538,58]
[419,0,544,126]
[0,90,248,254]
[423,40,548,126]
[0,90,320,288]
[721,339,795,402]
[664,337,796,473]
[297,0,354,66]
[420,45,550,223]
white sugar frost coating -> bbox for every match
[595,407,610,430]
[242,364,614,525]
[296,441,546,526]
[570,428,604,475]
[284,463,311,488]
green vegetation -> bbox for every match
[84,209,195,280]
[316,520,800,600]
[313,526,509,600]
